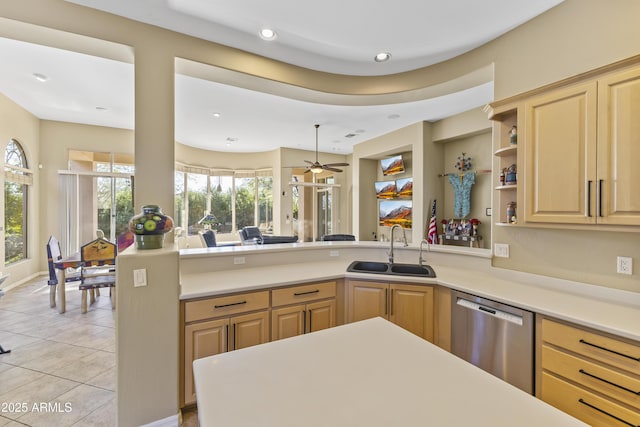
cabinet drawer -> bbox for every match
[542,345,640,410]
[542,319,640,374]
[185,291,269,323]
[272,281,336,307]
[541,372,640,427]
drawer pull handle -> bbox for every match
[579,339,640,362]
[214,301,247,309]
[578,398,638,427]
[579,369,640,395]
[294,289,320,296]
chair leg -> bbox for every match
[110,287,116,310]
[90,289,96,305]
[81,289,88,314]
[95,288,100,297]
[0,344,10,355]
[49,284,57,308]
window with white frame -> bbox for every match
[175,165,272,237]
[4,139,32,264]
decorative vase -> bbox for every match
[129,205,174,250]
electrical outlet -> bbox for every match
[233,257,245,265]
[616,256,632,275]
[494,243,510,258]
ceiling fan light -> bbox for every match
[310,165,324,174]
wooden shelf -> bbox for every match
[494,145,517,157]
[495,185,517,191]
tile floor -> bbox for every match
[1,276,200,427]
[0,276,116,427]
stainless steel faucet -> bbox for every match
[419,239,430,266]
[388,224,408,264]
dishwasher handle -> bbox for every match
[456,298,524,326]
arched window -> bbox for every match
[5,139,32,264]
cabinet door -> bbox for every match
[524,82,598,224]
[231,311,269,350]
[271,305,305,341]
[390,284,434,342]
[347,281,388,323]
[597,65,640,225]
[307,299,336,333]
[184,318,229,405]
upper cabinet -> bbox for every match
[491,58,640,229]
[596,65,640,226]
[524,81,597,224]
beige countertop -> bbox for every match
[180,243,640,341]
[193,317,588,427]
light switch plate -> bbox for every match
[494,243,510,258]
[133,269,147,287]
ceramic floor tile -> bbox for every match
[0,416,13,426]
[52,350,115,384]
[0,375,79,420]
[16,384,113,427]
[0,340,71,368]
[0,332,42,352]
[70,397,115,427]
[19,344,96,375]
[0,367,44,395]
[85,366,116,392]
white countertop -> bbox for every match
[180,245,640,341]
[193,317,588,427]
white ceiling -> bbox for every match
[0,1,563,155]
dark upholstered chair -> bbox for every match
[321,234,356,241]
[46,235,81,308]
[239,226,298,245]
[200,230,217,247]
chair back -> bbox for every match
[200,230,217,247]
[321,234,356,241]
[80,237,117,263]
[46,236,62,285]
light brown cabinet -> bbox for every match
[523,64,640,226]
[182,290,270,406]
[271,281,337,341]
[539,317,640,427]
[347,280,434,342]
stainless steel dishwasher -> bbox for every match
[451,290,534,394]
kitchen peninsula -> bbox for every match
[193,317,587,426]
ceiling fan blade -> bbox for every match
[304,160,315,165]
[323,166,343,173]
[323,162,350,167]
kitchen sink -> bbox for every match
[347,261,436,278]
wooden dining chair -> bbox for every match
[79,237,116,313]
[46,235,81,308]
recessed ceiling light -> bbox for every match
[388,114,401,119]
[95,106,108,111]
[259,28,277,41]
[212,112,221,118]
[374,52,391,63]
[33,73,49,82]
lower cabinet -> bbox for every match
[182,290,270,406]
[539,317,640,427]
[347,280,434,342]
[271,281,337,341]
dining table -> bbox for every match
[54,253,115,314]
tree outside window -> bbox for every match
[4,139,30,264]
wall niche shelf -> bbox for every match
[489,103,521,225]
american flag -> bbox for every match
[427,199,438,244]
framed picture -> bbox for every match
[395,177,413,199]
[379,200,412,229]
[375,181,397,199]
[381,154,405,176]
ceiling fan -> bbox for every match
[304,124,350,174]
